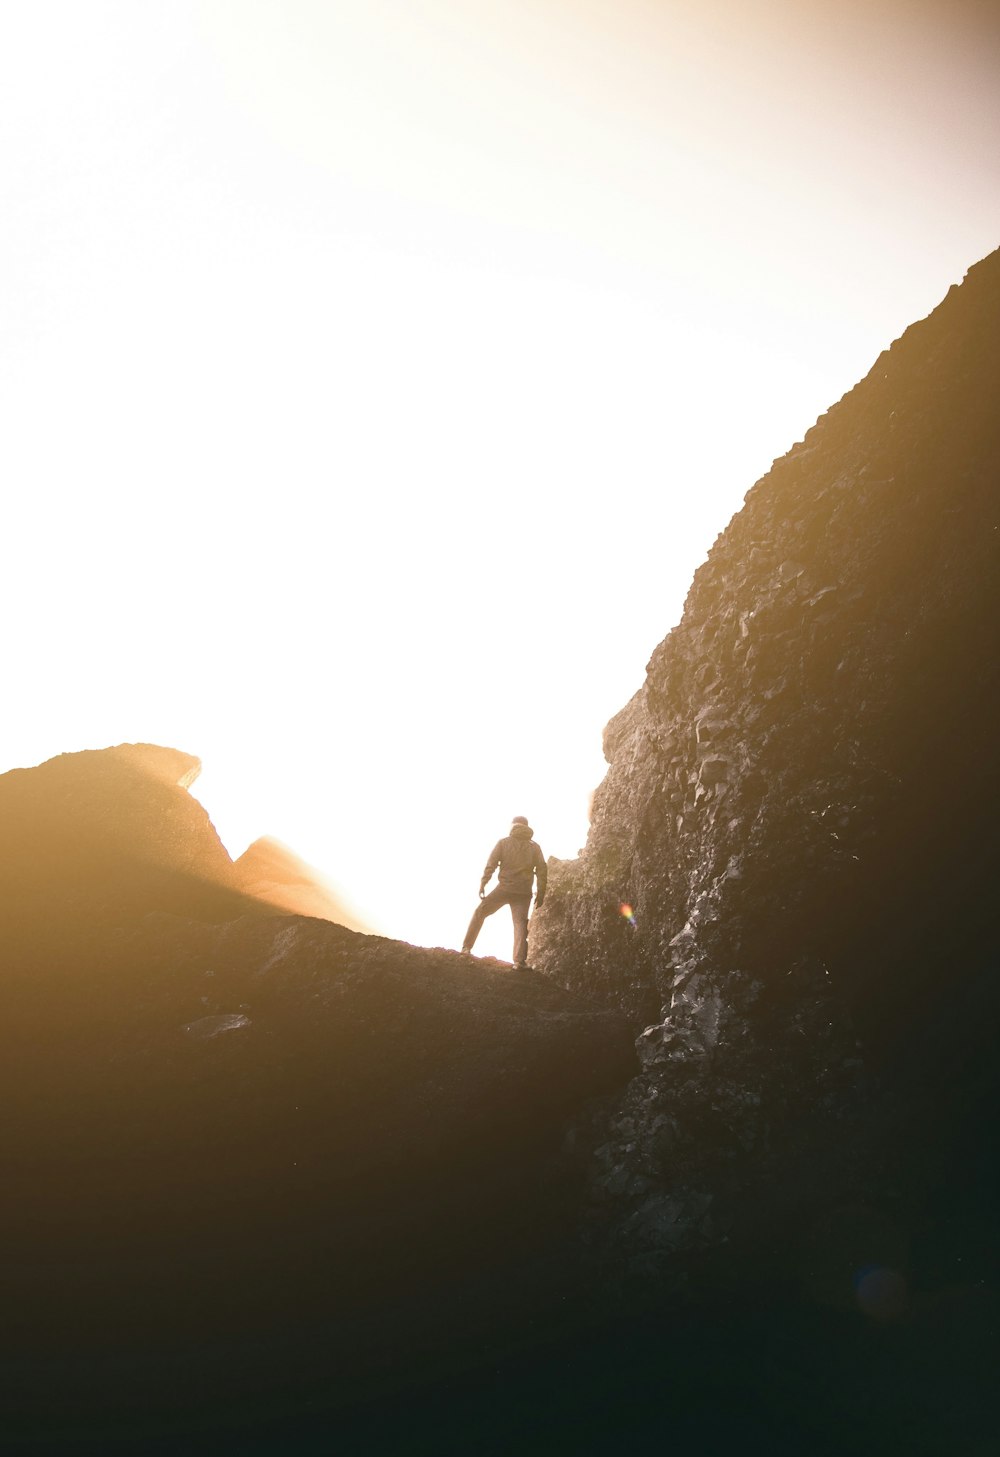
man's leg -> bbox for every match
[462,886,509,953]
[510,894,531,966]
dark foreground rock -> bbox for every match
[0,746,635,1444]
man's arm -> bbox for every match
[480,841,503,896]
[533,844,547,906]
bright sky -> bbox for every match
[2,0,998,958]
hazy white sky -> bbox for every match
[2,0,998,956]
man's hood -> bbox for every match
[510,823,533,840]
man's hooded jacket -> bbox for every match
[482,820,547,898]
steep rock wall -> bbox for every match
[532,248,1000,1271]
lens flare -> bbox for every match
[854,1266,908,1322]
[620,902,636,927]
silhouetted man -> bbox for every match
[461,816,547,967]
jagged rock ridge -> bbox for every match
[533,248,1000,1286]
[0,741,370,941]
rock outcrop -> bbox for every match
[5,246,1000,1449]
[0,742,370,949]
[0,743,271,949]
[234,835,372,928]
[0,744,635,1442]
[533,249,1000,1291]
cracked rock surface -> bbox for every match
[533,249,1000,1285]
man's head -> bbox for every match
[510,815,533,838]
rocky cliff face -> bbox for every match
[533,249,1000,1289]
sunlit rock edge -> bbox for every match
[531,247,1000,1312]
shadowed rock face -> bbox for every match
[532,249,1000,1280]
[0,746,635,1440]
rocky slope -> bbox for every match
[0,745,635,1444]
[533,249,1000,1305]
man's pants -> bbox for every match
[463,887,532,965]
